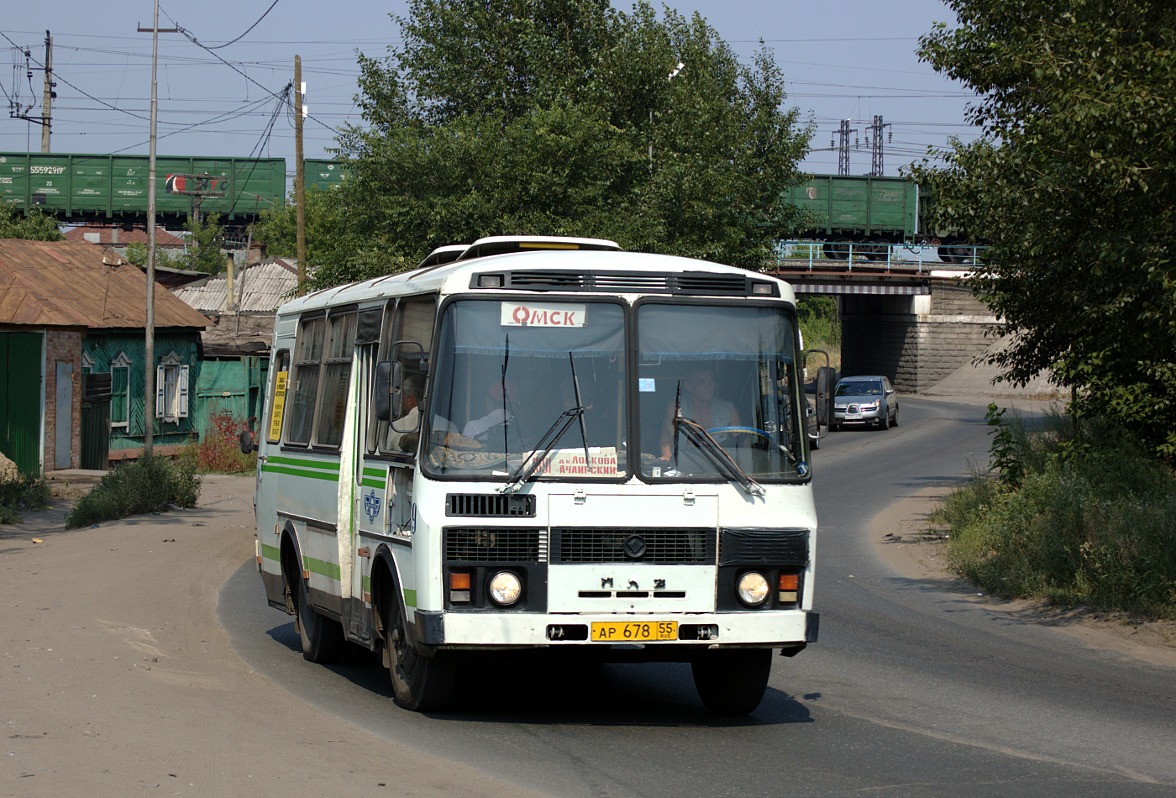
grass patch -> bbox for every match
[932,406,1176,620]
[66,455,201,529]
[0,473,52,525]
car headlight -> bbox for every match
[488,570,523,606]
[861,400,880,410]
[736,571,770,607]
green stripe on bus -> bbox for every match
[303,555,342,581]
[266,456,339,471]
[360,478,384,489]
[362,466,385,478]
[260,543,280,561]
[403,589,416,608]
[261,464,340,481]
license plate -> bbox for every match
[591,621,678,642]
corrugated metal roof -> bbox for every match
[171,257,297,313]
[0,238,208,330]
[63,226,187,247]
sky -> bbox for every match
[0,1,978,181]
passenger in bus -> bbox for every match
[462,378,520,444]
[660,366,740,460]
[387,373,424,452]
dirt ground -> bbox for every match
[1,474,544,798]
[3,472,1172,796]
[870,486,1176,670]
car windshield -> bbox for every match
[837,379,882,396]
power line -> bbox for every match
[204,0,281,50]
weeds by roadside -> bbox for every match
[66,455,201,529]
[932,405,1176,620]
[0,473,52,524]
[179,411,257,474]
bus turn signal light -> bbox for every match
[449,571,472,604]
[778,573,799,604]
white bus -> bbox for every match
[250,236,818,714]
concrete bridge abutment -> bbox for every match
[839,282,998,394]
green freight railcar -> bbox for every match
[0,152,286,222]
[303,159,348,192]
[786,175,920,259]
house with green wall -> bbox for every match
[0,238,207,474]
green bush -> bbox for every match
[933,410,1176,619]
[66,455,201,529]
[0,474,52,525]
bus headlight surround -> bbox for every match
[736,571,770,607]
[488,570,523,607]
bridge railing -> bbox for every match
[773,240,985,274]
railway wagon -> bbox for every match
[785,175,920,259]
[303,159,348,192]
[0,152,286,222]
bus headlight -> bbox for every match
[488,571,523,607]
[736,571,770,607]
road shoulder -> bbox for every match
[869,485,1176,670]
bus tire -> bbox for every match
[691,648,772,715]
[295,573,345,663]
[381,588,455,712]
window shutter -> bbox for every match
[179,365,190,418]
[155,365,166,418]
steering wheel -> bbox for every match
[706,425,773,446]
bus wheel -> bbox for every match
[382,590,455,712]
[294,574,344,663]
[691,649,772,715]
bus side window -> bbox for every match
[313,310,358,448]
[376,296,437,457]
[286,316,325,446]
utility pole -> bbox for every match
[137,8,178,457]
[294,56,307,295]
[837,119,854,176]
[40,31,54,152]
[867,115,891,177]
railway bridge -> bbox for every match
[770,243,998,394]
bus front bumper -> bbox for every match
[410,609,818,652]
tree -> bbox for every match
[0,203,62,241]
[915,1,1176,460]
[180,212,228,274]
[292,0,810,289]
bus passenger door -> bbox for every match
[346,316,384,644]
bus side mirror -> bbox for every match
[815,366,836,427]
[239,428,258,453]
[374,360,404,421]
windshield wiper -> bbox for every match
[501,353,592,494]
[500,405,584,493]
[672,416,765,497]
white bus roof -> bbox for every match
[277,247,795,316]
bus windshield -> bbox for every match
[423,297,807,483]
[636,302,807,482]
[425,298,627,479]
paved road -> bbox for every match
[221,396,1176,797]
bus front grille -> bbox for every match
[444,527,546,562]
[551,528,716,564]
